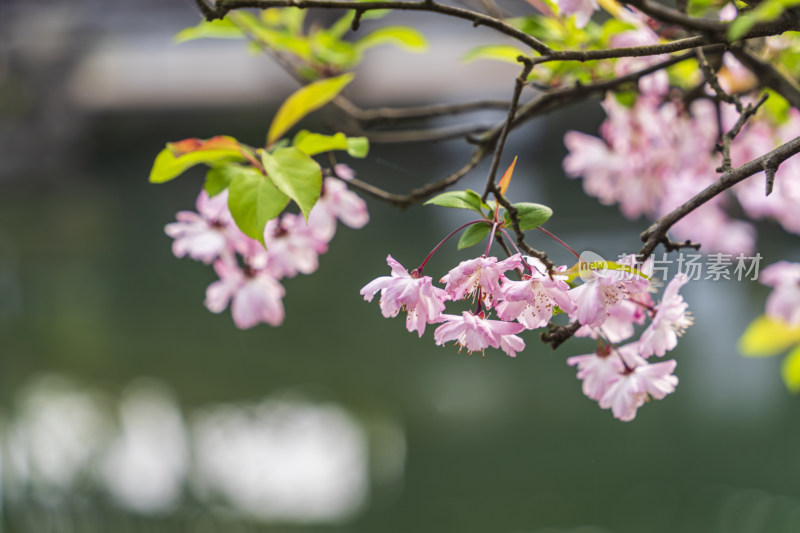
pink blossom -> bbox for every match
[205,258,285,329]
[434,311,525,357]
[555,0,598,28]
[575,298,648,343]
[263,214,328,279]
[308,177,369,241]
[598,358,678,421]
[165,190,238,264]
[610,26,668,96]
[733,109,800,237]
[563,95,757,254]
[639,273,693,357]
[333,163,355,181]
[496,263,574,329]
[567,343,629,401]
[760,261,800,326]
[441,254,523,307]
[360,255,449,337]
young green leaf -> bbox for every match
[424,189,485,214]
[462,45,528,64]
[204,165,240,197]
[149,137,246,184]
[293,131,369,158]
[261,147,322,219]
[227,167,290,244]
[346,136,369,158]
[504,202,553,230]
[267,73,355,146]
[310,30,359,68]
[354,26,428,54]
[174,18,245,43]
[781,344,800,393]
[457,222,492,250]
[739,315,800,357]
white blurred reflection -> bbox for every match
[0,374,403,526]
[5,375,110,495]
[100,379,188,513]
[191,398,369,522]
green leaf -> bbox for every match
[458,223,492,250]
[174,18,245,43]
[355,26,428,53]
[267,73,355,145]
[346,136,369,158]
[227,167,290,244]
[294,131,348,155]
[727,13,757,41]
[781,344,800,393]
[739,315,800,357]
[763,89,790,123]
[614,91,637,107]
[504,202,553,230]
[261,147,322,219]
[311,31,359,68]
[149,137,246,184]
[462,45,527,64]
[204,165,239,197]
[424,189,485,214]
[292,131,369,158]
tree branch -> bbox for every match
[197,0,553,55]
[345,99,510,125]
[729,47,800,110]
[639,135,800,259]
[482,57,534,201]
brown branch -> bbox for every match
[492,190,554,272]
[342,144,493,208]
[477,48,705,146]
[541,321,581,350]
[346,99,510,125]
[196,0,553,55]
[639,135,800,259]
[530,36,709,65]
[482,57,534,201]
[623,0,800,39]
[729,47,800,110]
[715,93,769,173]
[360,123,494,144]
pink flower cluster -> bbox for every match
[759,261,800,326]
[564,51,800,254]
[731,109,800,236]
[564,94,756,254]
[166,175,368,328]
[361,251,692,421]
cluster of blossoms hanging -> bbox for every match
[360,179,693,420]
[165,169,368,329]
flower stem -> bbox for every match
[500,228,534,275]
[537,226,580,259]
[416,219,488,274]
[483,221,499,258]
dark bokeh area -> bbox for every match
[2,2,800,532]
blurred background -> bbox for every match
[2,1,800,532]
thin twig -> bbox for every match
[360,123,494,144]
[346,100,510,125]
[482,57,534,201]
